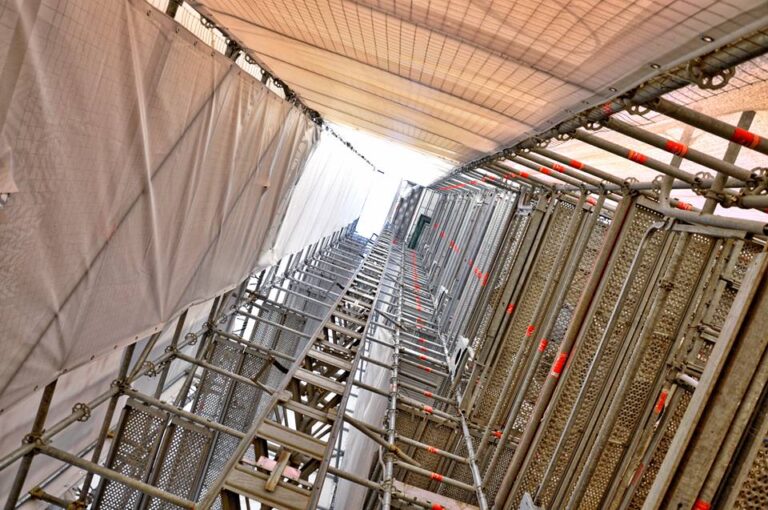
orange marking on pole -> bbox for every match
[654,390,668,414]
[569,159,585,170]
[506,303,516,314]
[552,163,566,172]
[551,352,568,377]
[664,140,688,156]
[423,390,433,397]
[493,430,503,439]
[731,127,760,148]
[423,405,433,414]
[430,472,444,482]
[538,338,549,352]
[427,446,438,454]
[692,499,711,510]
[628,150,648,164]
[525,325,536,337]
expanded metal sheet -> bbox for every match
[628,390,692,510]
[146,419,213,510]
[733,438,768,509]
[93,401,166,510]
[515,219,609,432]
[192,341,241,421]
[575,233,714,510]
[438,436,476,503]
[395,410,454,491]
[625,239,764,510]
[474,200,574,425]
[196,352,270,507]
[513,204,662,508]
[473,211,531,354]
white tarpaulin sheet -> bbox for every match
[0,0,321,410]
[260,131,375,267]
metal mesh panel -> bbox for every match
[192,341,241,420]
[438,436,476,503]
[197,352,271,506]
[474,200,574,425]
[628,390,692,509]
[395,411,454,491]
[575,233,714,510]
[94,401,166,510]
[625,239,764,510]
[513,204,661,508]
[473,211,532,354]
[146,420,213,510]
[733,438,768,509]
[515,219,609,432]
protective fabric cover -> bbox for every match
[0,0,319,409]
[196,0,768,163]
[259,131,375,267]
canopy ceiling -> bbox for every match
[194,0,768,166]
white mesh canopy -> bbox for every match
[194,0,768,165]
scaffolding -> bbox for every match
[3,1,768,510]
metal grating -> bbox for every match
[628,390,692,510]
[512,203,662,508]
[146,419,214,510]
[474,200,574,425]
[93,400,167,510]
[624,239,765,510]
[575,233,714,510]
[473,210,532,354]
[514,219,609,433]
[733,438,768,509]
[196,352,271,507]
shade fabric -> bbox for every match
[259,130,377,267]
[0,0,322,410]
[195,0,768,166]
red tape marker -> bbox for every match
[664,140,688,156]
[692,499,711,510]
[550,352,568,377]
[493,430,503,439]
[419,354,428,361]
[654,390,668,414]
[431,505,445,510]
[628,150,648,164]
[427,446,438,454]
[520,171,530,178]
[552,163,565,172]
[424,405,433,414]
[676,201,694,211]
[539,166,551,175]
[506,303,516,314]
[430,472,444,482]
[569,159,585,170]
[423,390,433,397]
[538,338,549,352]
[731,127,760,148]
[525,325,536,337]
